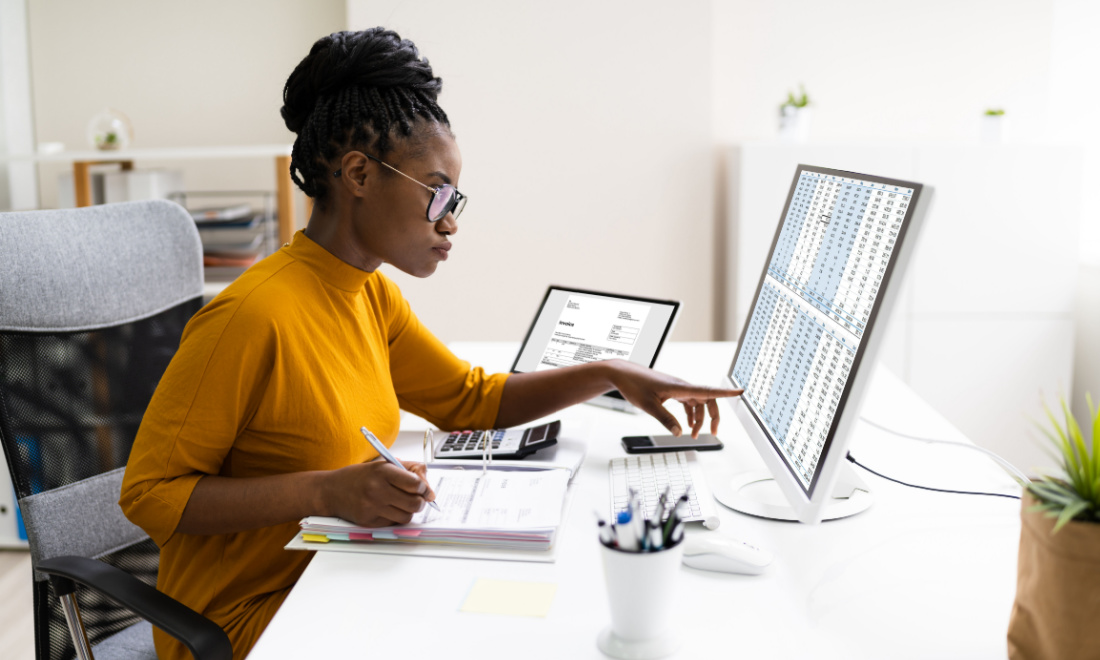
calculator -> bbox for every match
[433,421,561,460]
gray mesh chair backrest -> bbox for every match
[0,200,203,660]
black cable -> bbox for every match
[846,453,1021,500]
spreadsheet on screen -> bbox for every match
[732,169,915,489]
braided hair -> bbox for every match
[281,28,450,203]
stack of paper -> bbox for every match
[298,467,570,552]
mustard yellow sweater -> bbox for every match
[120,231,507,660]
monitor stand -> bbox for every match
[712,463,872,522]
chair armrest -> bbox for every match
[37,556,232,660]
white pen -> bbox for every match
[360,426,441,512]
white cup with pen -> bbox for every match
[596,487,688,660]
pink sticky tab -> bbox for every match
[349,533,374,541]
[393,529,422,537]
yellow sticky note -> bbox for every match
[460,578,557,618]
[301,534,330,543]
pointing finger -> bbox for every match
[707,398,721,435]
[667,386,743,402]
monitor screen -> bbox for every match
[730,166,923,497]
[511,287,679,374]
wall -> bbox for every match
[346,0,715,342]
[711,0,1055,144]
[0,0,37,211]
[1049,0,1100,426]
[26,0,344,214]
[709,0,1100,469]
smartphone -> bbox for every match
[621,434,724,454]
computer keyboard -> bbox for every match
[608,452,720,529]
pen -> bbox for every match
[668,517,686,546]
[616,509,638,551]
[647,519,664,551]
[663,487,691,542]
[631,491,648,551]
[653,486,670,524]
[360,426,441,512]
[598,520,613,546]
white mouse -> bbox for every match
[680,534,774,575]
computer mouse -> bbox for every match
[680,534,774,575]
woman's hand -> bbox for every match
[496,358,743,433]
[607,360,743,438]
[320,460,436,528]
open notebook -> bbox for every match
[287,465,572,562]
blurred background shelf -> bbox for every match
[0,145,303,246]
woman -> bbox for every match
[120,28,740,660]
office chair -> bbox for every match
[0,200,231,660]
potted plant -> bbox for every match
[86,107,132,151]
[981,108,1008,144]
[1007,395,1100,659]
[778,84,811,142]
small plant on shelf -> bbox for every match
[984,108,1006,116]
[97,131,119,149]
[779,84,810,114]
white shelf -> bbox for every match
[0,144,292,163]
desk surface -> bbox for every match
[249,342,1021,660]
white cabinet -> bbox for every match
[724,142,1080,474]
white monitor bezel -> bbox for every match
[722,165,934,524]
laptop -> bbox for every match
[511,286,681,411]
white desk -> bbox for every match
[249,342,1022,659]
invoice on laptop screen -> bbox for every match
[511,287,679,374]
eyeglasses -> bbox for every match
[333,154,467,223]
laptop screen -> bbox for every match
[511,287,679,375]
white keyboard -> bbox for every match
[609,452,720,529]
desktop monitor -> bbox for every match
[719,165,932,524]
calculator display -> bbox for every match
[730,167,921,494]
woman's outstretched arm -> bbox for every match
[495,359,742,437]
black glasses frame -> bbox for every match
[332,153,467,223]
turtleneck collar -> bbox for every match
[284,230,374,292]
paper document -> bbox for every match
[416,468,568,529]
[537,294,651,370]
[298,467,571,552]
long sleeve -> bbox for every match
[119,294,276,546]
[381,276,509,430]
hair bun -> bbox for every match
[281,28,442,134]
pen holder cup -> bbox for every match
[597,539,684,659]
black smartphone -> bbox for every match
[621,434,724,454]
